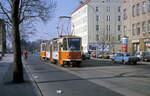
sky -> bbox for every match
[30,0,81,41]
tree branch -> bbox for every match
[6,0,12,9]
[0,3,12,23]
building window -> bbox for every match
[106,25,110,31]
[118,34,121,41]
[148,0,150,12]
[124,0,126,3]
[96,25,99,31]
[118,6,121,12]
[107,6,110,12]
[107,16,108,21]
[107,6,109,12]
[107,16,110,21]
[118,25,121,31]
[148,20,150,33]
[107,25,109,31]
[142,21,146,34]
[123,26,127,35]
[118,16,121,21]
[142,1,146,14]
[123,9,127,19]
[96,6,99,12]
[137,23,140,35]
[107,0,110,2]
[132,5,136,17]
[106,6,110,12]
[96,16,99,21]
[132,24,136,36]
[136,3,140,16]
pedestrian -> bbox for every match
[24,51,28,59]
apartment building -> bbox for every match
[122,0,150,54]
[72,0,122,53]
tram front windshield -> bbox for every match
[68,38,81,51]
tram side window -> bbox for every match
[63,38,67,50]
[42,44,46,51]
[46,43,50,52]
[53,42,58,51]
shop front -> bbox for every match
[144,39,150,52]
[132,40,140,54]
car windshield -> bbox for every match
[136,52,140,55]
[68,38,81,51]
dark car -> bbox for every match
[82,53,90,60]
[142,54,150,62]
[142,55,150,61]
[139,52,150,61]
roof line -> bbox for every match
[72,0,90,14]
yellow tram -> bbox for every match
[40,36,82,67]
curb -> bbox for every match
[23,62,43,96]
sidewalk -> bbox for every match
[0,54,41,96]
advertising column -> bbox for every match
[121,37,128,52]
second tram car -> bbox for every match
[40,36,82,67]
[40,43,46,60]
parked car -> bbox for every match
[97,54,102,58]
[136,51,150,61]
[103,52,111,59]
[90,52,96,58]
[111,52,139,64]
[141,52,150,61]
[142,55,150,61]
[82,52,90,60]
[109,53,116,59]
[136,51,147,60]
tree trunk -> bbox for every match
[12,0,24,83]
[1,19,6,56]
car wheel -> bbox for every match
[112,59,115,64]
[123,61,127,65]
[133,62,137,65]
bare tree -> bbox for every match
[0,0,56,83]
[109,34,115,53]
[99,30,108,57]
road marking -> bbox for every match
[56,90,63,94]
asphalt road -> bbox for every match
[67,59,150,96]
[24,55,124,96]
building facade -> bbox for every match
[122,0,150,54]
[72,0,122,53]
